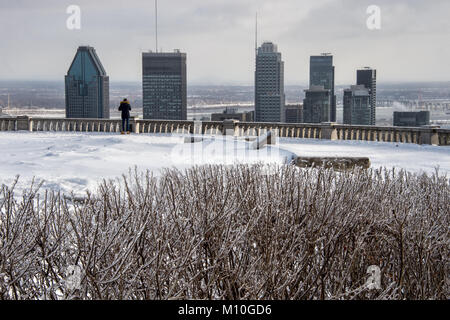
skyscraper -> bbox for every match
[142,50,187,120]
[357,68,377,125]
[65,46,109,119]
[343,85,371,125]
[303,85,331,123]
[255,42,285,123]
[309,54,336,122]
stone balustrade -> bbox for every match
[1,115,449,146]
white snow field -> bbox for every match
[0,131,448,195]
[0,132,294,195]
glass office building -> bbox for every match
[65,46,109,119]
[303,85,331,123]
[309,54,336,122]
[357,68,377,125]
[393,111,430,127]
[343,85,371,125]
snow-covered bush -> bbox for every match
[0,165,448,300]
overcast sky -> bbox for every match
[0,0,449,85]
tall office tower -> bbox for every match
[357,68,377,125]
[303,85,331,123]
[343,85,371,125]
[309,54,336,122]
[255,42,285,123]
[65,46,109,119]
[142,50,187,120]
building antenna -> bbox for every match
[255,12,258,56]
[7,93,10,109]
[155,0,158,53]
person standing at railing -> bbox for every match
[118,98,131,134]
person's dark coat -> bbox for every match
[118,100,131,119]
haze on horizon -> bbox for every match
[0,0,449,85]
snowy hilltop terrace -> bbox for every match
[0,130,449,195]
[0,114,449,195]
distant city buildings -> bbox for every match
[309,54,336,122]
[285,103,303,123]
[58,43,385,126]
[142,50,187,120]
[65,46,109,119]
[303,85,331,123]
[255,42,285,123]
[357,68,377,125]
[393,111,430,127]
[211,107,254,122]
[343,85,371,125]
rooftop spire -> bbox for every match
[255,12,258,57]
[155,0,158,53]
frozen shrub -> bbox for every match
[0,165,448,300]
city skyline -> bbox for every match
[1,0,450,84]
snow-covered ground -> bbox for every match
[0,132,293,195]
[0,131,448,195]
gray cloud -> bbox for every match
[0,0,449,84]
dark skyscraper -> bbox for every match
[255,42,285,123]
[309,54,336,122]
[343,85,371,125]
[142,50,187,120]
[303,85,331,123]
[65,46,109,119]
[357,68,377,125]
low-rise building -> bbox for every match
[393,111,430,127]
[211,107,254,122]
[285,104,303,123]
